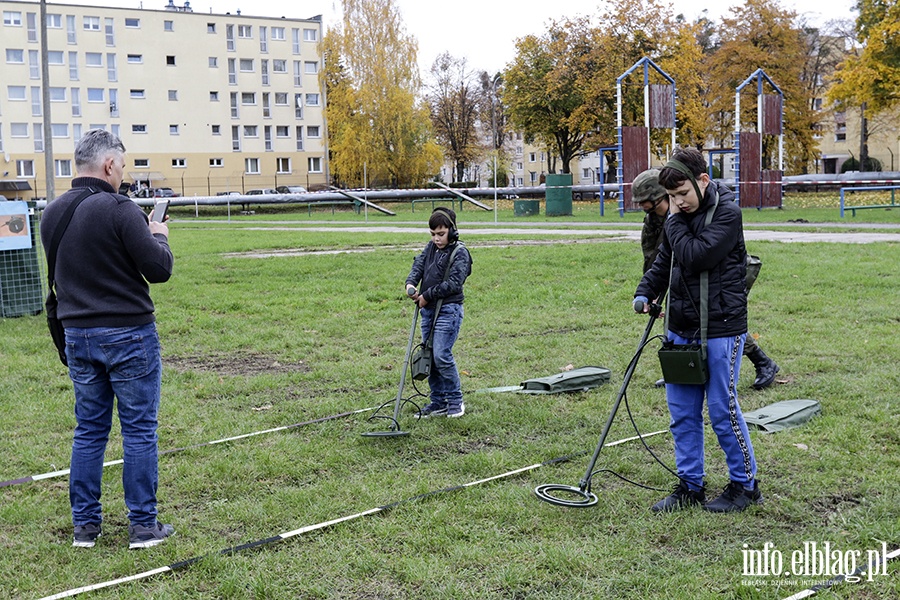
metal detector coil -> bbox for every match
[534,302,662,507]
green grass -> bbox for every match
[0,203,898,599]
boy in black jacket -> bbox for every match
[634,148,761,514]
[405,208,472,418]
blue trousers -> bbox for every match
[65,323,162,527]
[665,332,757,491]
[420,303,463,409]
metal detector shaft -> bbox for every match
[577,303,662,492]
[389,304,420,427]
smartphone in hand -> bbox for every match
[151,199,169,222]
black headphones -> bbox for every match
[432,208,458,243]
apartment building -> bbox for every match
[0,0,326,199]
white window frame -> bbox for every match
[244,157,260,174]
[55,159,73,177]
[172,157,186,167]
[132,124,147,133]
[210,157,223,167]
[308,157,322,173]
[17,159,35,178]
[125,18,140,28]
[83,16,100,31]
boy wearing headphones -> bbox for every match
[406,207,473,418]
[633,149,761,513]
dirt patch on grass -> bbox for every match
[165,353,310,377]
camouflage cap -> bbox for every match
[631,169,667,203]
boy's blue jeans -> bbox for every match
[420,303,463,409]
[665,332,757,491]
[64,323,162,527]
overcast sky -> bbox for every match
[91,0,854,74]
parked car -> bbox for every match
[247,188,277,195]
[275,185,307,194]
[216,191,241,196]
[153,187,179,197]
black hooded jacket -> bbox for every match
[636,180,747,339]
[406,241,472,305]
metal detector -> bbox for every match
[362,291,420,438]
[534,301,662,507]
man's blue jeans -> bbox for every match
[65,323,162,527]
[420,303,463,409]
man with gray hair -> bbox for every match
[40,129,175,549]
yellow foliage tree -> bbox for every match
[323,0,442,187]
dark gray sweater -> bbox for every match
[40,177,173,328]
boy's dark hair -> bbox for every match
[658,148,705,190]
[429,207,456,231]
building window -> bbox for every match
[33,124,43,150]
[85,52,102,66]
[228,58,236,84]
[274,92,288,105]
[211,124,221,135]
[132,124,147,133]
[134,158,149,167]
[296,126,303,150]
[8,86,26,101]
[294,93,303,119]
[48,51,64,64]
[210,157,223,167]
[307,125,320,138]
[168,90,177,101]
[262,92,271,117]
[51,123,69,137]
[31,86,42,115]
[304,61,318,74]
[207,22,216,33]
[245,157,259,174]
[243,125,258,137]
[72,123,82,140]
[10,123,29,137]
[273,59,286,73]
[71,87,81,116]
[261,59,269,85]
[241,92,256,105]
[208,56,218,68]
[259,26,267,53]
[125,18,140,28]
[105,17,114,45]
[164,20,173,32]
[292,28,300,54]
[68,51,78,79]
[172,157,185,167]
[239,58,254,72]
[529,152,536,162]
[166,55,176,66]
[226,24,235,51]
[308,157,322,173]
[17,160,35,178]
[49,87,66,101]
[130,89,145,98]
[238,24,252,38]
[6,49,24,63]
[83,16,100,31]
[66,15,76,43]
[294,61,302,86]
[271,27,285,40]
[305,93,319,106]
[276,157,291,173]
[232,125,240,151]
[303,28,317,42]
[169,124,179,135]
[275,125,290,137]
[210,91,219,101]
[127,53,142,64]
[55,159,72,177]
[4,11,23,26]
[107,53,116,81]
[109,88,118,116]
[46,13,62,28]
[230,92,238,118]
[264,125,272,151]
[29,49,39,78]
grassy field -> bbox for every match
[0,192,898,599]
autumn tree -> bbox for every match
[323,0,442,187]
[503,17,602,174]
[828,0,900,170]
[705,0,817,173]
[427,53,480,183]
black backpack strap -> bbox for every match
[46,187,97,288]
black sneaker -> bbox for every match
[704,480,763,513]
[415,401,448,419]
[73,523,102,548]
[651,480,706,513]
[128,521,175,549]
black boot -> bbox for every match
[747,347,779,390]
